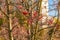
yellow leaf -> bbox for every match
[0,37,5,40]
[53,17,58,23]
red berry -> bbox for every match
[33,11,38,17]
[22,10,28,15]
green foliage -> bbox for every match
[15,10,25,25]
[0,18,3,26]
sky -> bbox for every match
[48,0,58,16]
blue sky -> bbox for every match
[48,0,58,16]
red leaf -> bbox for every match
[17,5,23,9]
[38,15,43,20]
[27,19,32,24]
[48,20,53,24]
[0,14,3,18]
